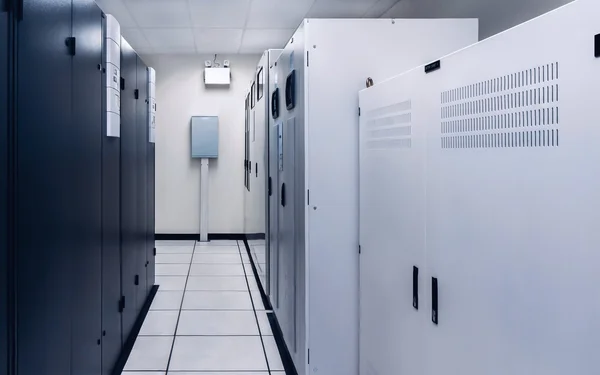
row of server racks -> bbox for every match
[0,1,156,375]
[244,19,478,375]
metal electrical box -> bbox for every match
[358,1,600,375]
[191,116,219,158]
[270,18,478,375]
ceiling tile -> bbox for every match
[95,0,137,27]
[143,28,196,49]
[193,28,244,54]
[239,28,295,54]
[365,0,401,17]
[307,0,378,18]
[246,0,316,29]
[188,0,251,28]
[125,0,192,28]
[121,28,151,50]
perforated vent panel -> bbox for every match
[365,100,412,149]
[440,62,559,149]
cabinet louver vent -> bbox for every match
[440,62,559,149]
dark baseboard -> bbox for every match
[209,233,246,241]
[244,233,266,241]
[155,233,246,241]
[111,285,159,375]
[155,233,198,241]
[242,240,296,375]
[267,311,298,375]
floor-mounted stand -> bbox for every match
[199,158,209,242]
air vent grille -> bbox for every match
[365,100,412,149]
[440,62,559,149]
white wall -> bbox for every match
[144,54,260,234]
[383,0,573,39]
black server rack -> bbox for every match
[70,2,103,374]
[101,16,123,375]
[15,0,74,373]
[120,38,139,343]
[0,0,9,373]
[135,56,148,311]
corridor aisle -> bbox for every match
[122,240,285,375]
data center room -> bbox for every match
[2,0,598,374]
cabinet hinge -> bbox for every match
[358,107,361,116]
[118,296,125,312]
[153,247,156,256]
[120,77,125,90]
[134,89,139,99]
[65,37,76,56]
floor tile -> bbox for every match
[185,276,250,291]
[139,310,179,336]
[182,291,253,310]
[263,335,285,371]
[250,289,266,310]
[247,276,259,291]
[189,263,245,276]
[123,336,172,371]
[177,310,259,335]
[150,291,184,310]
[156,245,194,254]
[156,240,196,246]
[155,253,193,264]
[155,276,187,291]
[169,336,268,371]
[194,245,240,253]
[155,264,190,276]
[257,312,273,336]
[191,253,243,264]
[240,252,251,263]
[196,240,238,246]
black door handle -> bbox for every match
[268,177,272,196]
[255,163,258,177]
[281,183,286,207]
[413,266,419,310]
[432,277,438,325]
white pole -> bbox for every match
[199,158,209,242]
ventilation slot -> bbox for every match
[440,62,559,149]
[365,99,412,150]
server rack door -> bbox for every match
[120,40,138,341]
[16,0,73,373]
[100,14,123,375]
[0,1,9,372]
[278,116,296,351]
[70,1,103,374]
[135,56,148,308]
[268,122,280,308]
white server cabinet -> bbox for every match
[272,19,478,375]
[243,49,282,295]
[359,1,600,375]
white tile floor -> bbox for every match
[123,240,284,375]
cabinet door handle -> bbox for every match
[281,183,286,207]
[413,266,419,310]
[432,277,439,325]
